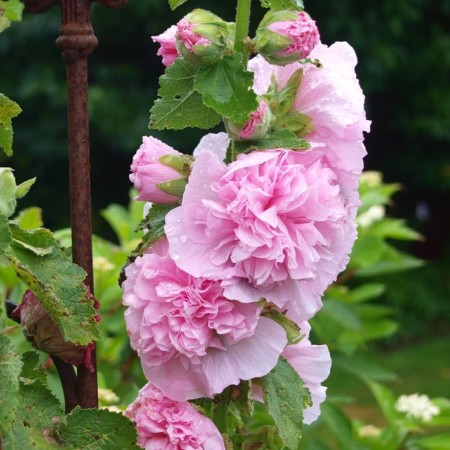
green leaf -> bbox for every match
[233,129,309,153]
[16,207,44,230]
[366,380,399,426]
[149,58,221,130]
[5,225,98,345]
[0,213,12,255]
[61,408,140,449]
[260,0,304,10]
[334,353,397,382]
[369,218,422,241]
[168,0,188,10]
[349,283,386,303]
[194,53,258,124]
[0,335,23,434]
[262,357,311,449]
[414,433,450,450]
[0,14,10,33]
[0,0,25,22]
[3,352,65,450]
[0,93,21,156]
[320,403,356,449]
[321,300,360,330]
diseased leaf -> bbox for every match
[194,54,258,123]
[262,357,311,449]
[5,225,99,345]
[0,93,21,156]
[0,335,23,434]
[233,129,309,154]
[260,0,304,11]
[149,58,221,130]
[61,408,140,449]
[3,352,64,450]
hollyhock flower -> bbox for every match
[249,42,370,180]
[125,382,225,450]
[256,10,320,65]
[176,10,234,65]
[152,25,179,67]
[165,148,357,322]
[282,321,331,424]
[122,238,287,400]
[13,290,94,371]
[130,136,192,204]
[224,100,272,141]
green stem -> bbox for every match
[234,0,252,62]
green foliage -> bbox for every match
[233,129,309,153]
[194,54,258,124]
[263,358,311,449]
[260,0,304,10]
[0,93,21,156]
[149,58,221,130]
[61,408,140,449]
[0,335,22,435]
[0,0,24,22]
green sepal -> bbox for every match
[156,177,187,197]
[159,153,193,176]
[274,110,314,136]
[233,129,309,154]
[262,357,311,450]
[15,177,36,199]
[194,53,258,124]
[168,0,188,10]
[262,309,302,345]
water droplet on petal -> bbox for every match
[179,234,187,243]
[172,253,180,261]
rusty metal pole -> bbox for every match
[23,0,127,411]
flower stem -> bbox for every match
[234,0,252,62]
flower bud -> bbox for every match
[14,290,94,371]
[151,25,179,67]
[224,100,272,141]
[176,9,234,65]
[0,167,16,217]
[130,136,193,204]
[255,10,320,65]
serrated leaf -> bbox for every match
[0,335,23,434]
[0,0,25,22]
[0,93,21,157]
[263,357,311,449]
[168,0,188,10]
[149,58,221,130]
[194,53,258,123]
[260,0,304,10]
[233,129,309,154]
[3,352,64,450]
[5,225,98,345]
[61,408,140,449]
[15,177,36,199]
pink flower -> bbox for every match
[224,101,272,141]
[165,148,356,322]
[152,25,179,67]
[122,238,287,400]
[268,12,320,59]
[125,382,225,450]
[249,42,370,179]
[130,136,190,204]
[282,322,331,424]
[176,18,211,52]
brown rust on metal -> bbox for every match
[23,0,127,411]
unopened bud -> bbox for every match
[256,10,320,65]
[176,9,234,65]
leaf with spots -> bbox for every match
[5,224,98,345]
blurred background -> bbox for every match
[1,0,449,447]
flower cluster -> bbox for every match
[125,4,368,448]
[395,394,440,422]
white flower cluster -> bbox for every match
[395,393,440,422]
[358,424,382,438]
